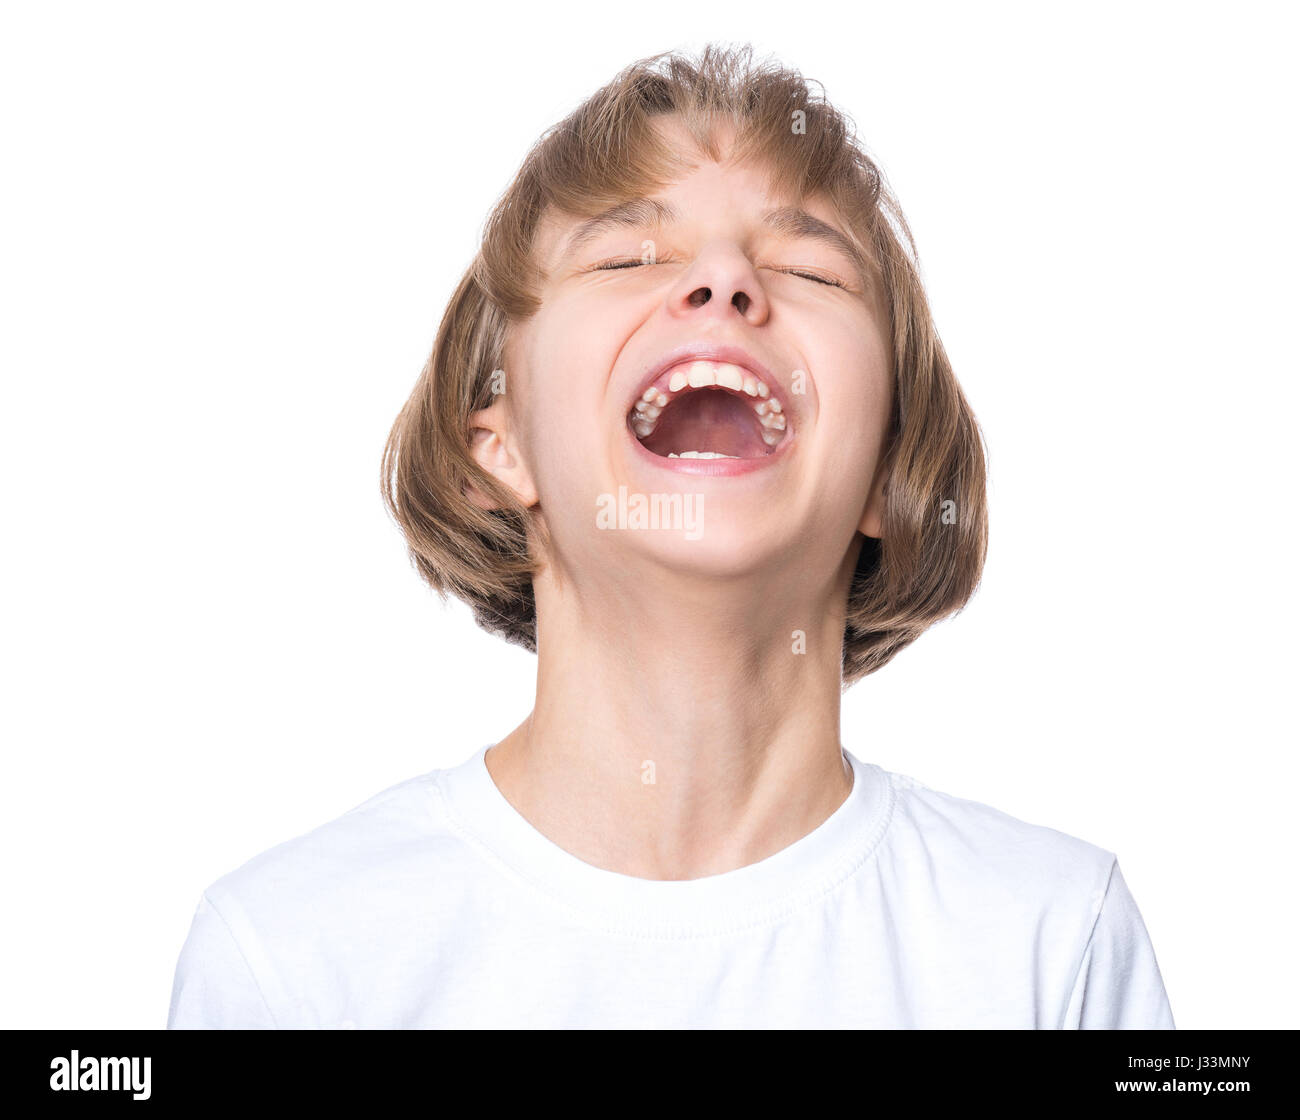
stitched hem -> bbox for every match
[201,891,282,1030]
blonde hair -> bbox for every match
[381,43,988,687]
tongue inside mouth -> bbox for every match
[636,389,774,459]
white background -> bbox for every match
[2,1,1295,1029]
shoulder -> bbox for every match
[170,756,476,1028]
[873,763,1117,915]
[858,762,1173,1028]
[198,758,468,935]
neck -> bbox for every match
[485,555,858,880]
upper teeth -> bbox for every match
[631,361,788,447]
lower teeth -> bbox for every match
[667,451,739,459]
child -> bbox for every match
[168,44,1174,1029]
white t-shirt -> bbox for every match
[167,744,1175,1029]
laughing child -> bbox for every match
[168,44,1174,1029]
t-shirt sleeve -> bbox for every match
[167,892,278,1029]
[1062,858,1175,1029]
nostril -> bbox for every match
[688,287,711,308]
[732,292,750,315]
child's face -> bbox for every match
[477,119,893,588]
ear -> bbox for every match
[466,396,539,510]
[857,453,890,539]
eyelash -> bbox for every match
[590,257,848,290]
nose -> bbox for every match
[667,241,770,326]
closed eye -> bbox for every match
[776,268,848,290]
[589,257,665,272]
[588,258,848,290]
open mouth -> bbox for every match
[628,361,789,460]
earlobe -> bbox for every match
[466,400,539,510]
[858,459,889,539]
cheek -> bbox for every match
[815,349,892,477]
[513,321,614,508]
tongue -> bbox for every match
[640,389,771,458]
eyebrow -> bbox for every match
[558,197,866,275]
[759,206,867,273]
[560,198,680,260]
